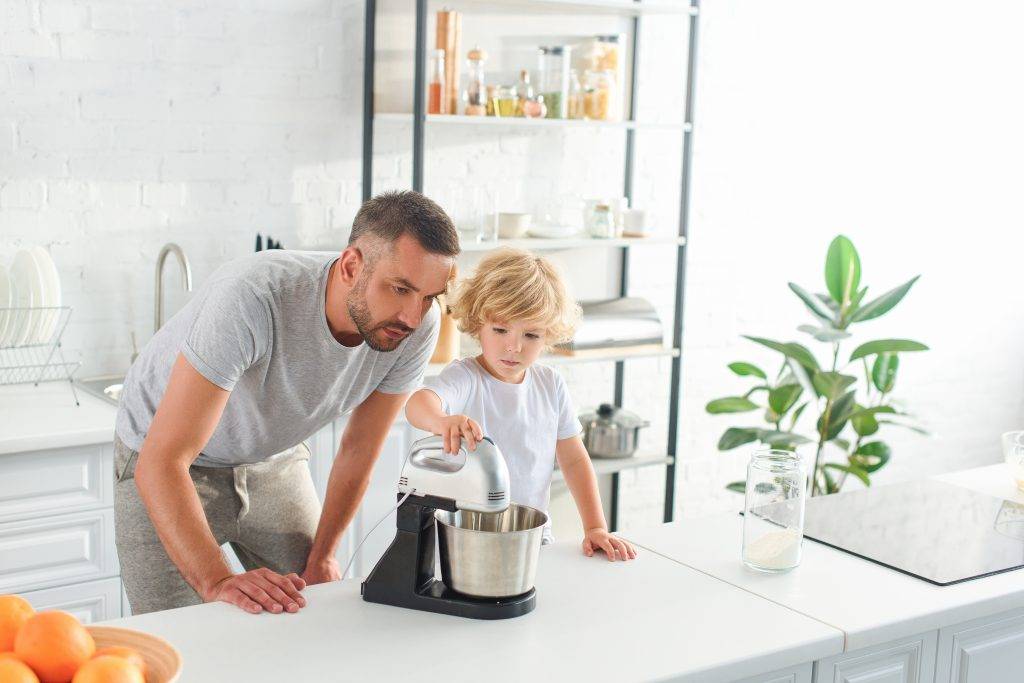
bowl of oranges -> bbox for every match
[0,594,181,683]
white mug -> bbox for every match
[623,208,648,235]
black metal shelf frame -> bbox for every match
[361,0,700,530]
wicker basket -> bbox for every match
[86,626,182,683]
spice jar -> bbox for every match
[588,204,615,238]
[428,49,446,115]
[538,45,570,119]
[742,449,806,573]
[464,47,488,117]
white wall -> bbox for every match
[3,0,1024,535]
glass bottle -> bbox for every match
[588,204,615,238]
[464,47,488,117]
[538,46,570,119]
[493,85,518,118]
[516,70,545,118]
[742,449,806,573]
[567,69,584,120]
[428,49,446,115]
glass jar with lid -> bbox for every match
[492,85,518,118]
[538,45,570,119]
[741,449,807,573]
[464,46,488,116]
[583,69,618,121]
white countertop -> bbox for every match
[0,382,118,455]
[109,542,843,683]
[624,463,1024,653]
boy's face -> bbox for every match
[478,318,547,383]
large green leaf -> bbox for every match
[789,401,809,429]
[872,353,899,393]
[818,390,857,440]
[768,384,804,415]
[824,235,861,306]
[725,481,746,494]
[706,396,759,414]
[849,339,929,362]
[743,336,820,371]
[849,441,891,472]
[849,276,920,323]
[844,287,869,321]
[851,408,879,436]
[812,371,857,400]
[718,427,761,450]
[729,361,767,380]
[797,324,852,343]
[824,462,871,487]
[788,282,835,323]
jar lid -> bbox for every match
[580,403,648,429]
[539,45,570,56]
[595,34,621,43]
[468,46,487,61]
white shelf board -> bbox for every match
[375,113,691,133]
[424,346,679,377]
[458,234,686,252]
[553,453,674,483]
[437,0,694,17]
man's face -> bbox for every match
[347,234,453,352]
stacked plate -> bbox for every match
[0,247,62,348]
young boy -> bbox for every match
[405,249,636,561]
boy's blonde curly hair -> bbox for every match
[450,248,580,345]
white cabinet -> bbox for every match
[739,663,813,683]
[0,443,113,524]
[20,578,123,623]
[935,607,1024,683]
[814,631,937,683]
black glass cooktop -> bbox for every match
[796,479,1024,586]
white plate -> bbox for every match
[0,264,11,347]
[31,246,61,343]
[526,225,581,239]
[10,249,44,347]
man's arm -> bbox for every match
[301,389,412,584]
[134,353,307,614]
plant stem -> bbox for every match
[811,397,834,496]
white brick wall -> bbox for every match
[2,0,1023,538]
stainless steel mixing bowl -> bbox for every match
[435,504,547,598]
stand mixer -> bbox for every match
[361,435,539,619]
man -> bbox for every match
[114,191,459,615]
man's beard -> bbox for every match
[346,279,412,352]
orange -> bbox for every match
[92,647,146,678]
[70,656,143,683]
[0,596,34,652]
[0,657,40,683]
[13,612,94,683]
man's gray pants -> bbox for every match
[114,437,321,615]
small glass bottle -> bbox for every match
[567,69,584,120]
[428,49,446,115]
[589,204,615,238]
[464,46,488,117]
[516,70,545,118]
[742,449,806,573]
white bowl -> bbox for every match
[497,213,532,239]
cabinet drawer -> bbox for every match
[0,444,113,523]
[20,577,123,623]
[814,631,937,683]
[739,662,813,683]
[936,606,1024,683]
[0,509,117,593]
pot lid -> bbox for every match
[580,403,648,429]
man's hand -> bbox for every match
[203,568,307,614]
[301,555,342,586]
[438,414,482,454]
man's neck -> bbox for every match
[325,259,363,346]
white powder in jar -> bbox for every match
[744,528,802,569]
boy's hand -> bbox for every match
[438,414,483,454]
[583,528,637,562]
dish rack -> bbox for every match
[0,306,81,404]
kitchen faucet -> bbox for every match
[155,243,192,333]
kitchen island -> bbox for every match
[107,465,1024,682]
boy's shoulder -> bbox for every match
[528,362,567,390]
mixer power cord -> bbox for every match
[341,488,417,580]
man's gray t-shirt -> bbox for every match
[115,250,439,467]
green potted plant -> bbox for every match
[706,235,929,495]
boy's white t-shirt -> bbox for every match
[423,357,583,541]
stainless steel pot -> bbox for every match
[435,504,547,598]
[580,403,649,459]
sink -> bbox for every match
[76,374,125,406]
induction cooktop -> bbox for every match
[792,479,1024,585]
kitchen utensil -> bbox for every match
[10,249,43,346]
[87,626,181,683]
[555,297,663,352]
[31,246,61,344]
[436,503,546,598]
[742,449,806,573]
[580,403,649,458]
[497,212,531,238]
[362,435,538,619]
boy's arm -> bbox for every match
[405,389,482,453]
[555,435,637,561]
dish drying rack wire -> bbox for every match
[0,306,81,405]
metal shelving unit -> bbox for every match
[362,0,700,530]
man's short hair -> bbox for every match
[349,190,460,259]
